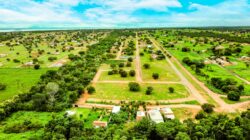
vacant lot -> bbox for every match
[91,83,189,100]
[140,49,180,82]
[0,68,53,101]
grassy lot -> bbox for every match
[0,44,84,68]
[172,108,199,121]
[0,68,53,101]
[99,70,136,81]
[91,83,189,100]
[69,108,91,119]
[0,111,53,140]
[140,49,180,82]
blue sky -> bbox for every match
[0,0,250,28]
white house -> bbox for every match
[112,106,121,114]
[148,109,164,123]
[161,108,175,119]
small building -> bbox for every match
[161,108,175,120]
[136,111,145,121]
[147,45,153,48]
[65,111,76,117]
[93,121,108,128]
[148,109,164,123]
[112,106,121,114]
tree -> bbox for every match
[0,83,6,90]
[156,119,183,139]
[120,71,128,77]
[119,63,124,68]
[133,118,156,139]
[143,63,150,69]
[175,132,191,140]
[128,82,140,92]
[34,64,40,70]
[146,86,153,95]
[128,57,133,62]
[108,71,114,75]
[129,70,135,77]
[169,87,174,93]
[87,86,95,94]
[201,103,215,113]
[152,73,159,79]
[227,91,240,101]
[45,82,59,106]
[126,62,132,67]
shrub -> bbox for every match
[0,83,7,90]
[126,62,132,67]
[168,87,174,93]
[13,59,20,63]
[146,86,153,95]
[152,73,159,79]
[128,82,140,92]
[140,52,144,56]
[143,63,150,69]
[34,64,40,70]
[119,63,125,68]
[120,71,128,77]
[87,86,95,94]
[227,91,240,101]
[108,71,114,75]
[110,64,116,69]
[48,56,57,62]
[129,70,135,77]
[201,103,215,113]
[128,57,133,62]
[182,47,191,52]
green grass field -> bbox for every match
[140,49,180,82]
[0,68,53,101]
[0,111,53,140]
[91,83,189,100]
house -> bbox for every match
[136,111,145,121]
[112,106,121,114]
[93,121,108,128]
[161,108,175,120]
[148,109,164,123]
[65,111,76,117]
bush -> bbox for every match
[168,87,174,93]
[87,86,95,94]
[120,71,128,77]
[146,86,153,95]
[140,52,144,56]
[108,71,114,75]
[227,91,240,101]
[48,56,57,62]
[126,62,132,67]
[152,73,159,79]
[119,63,125,68]
[143,63,150,69]
[34,64,40,70]
[13,59,20,63]
[128,57,133,62]
[128,82,140,92]
[0,83,7,90]
[201,103,215,113]
[129,70,135,77]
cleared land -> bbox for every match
[91,83,189,100]
[0,68,52,101]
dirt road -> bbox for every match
[135,33,143,83]
[149,37,207,105]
